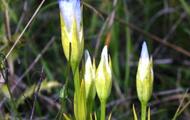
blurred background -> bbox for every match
[0,0,190,119]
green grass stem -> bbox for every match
[141,102,147,120]
[100,100,106,120]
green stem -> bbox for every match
[71,63,81,120]
[7,84,21,120]
[100,100,106,120]
[141,102,147,120]
[87,98,93,120]
[57,98,65,120]
[72,63,80,92]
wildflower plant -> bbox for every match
[136,41,154,120]
[59,0,84,67]
[58,0,154,119]
[59,0,83,94]
[59,0,85,119]
[59,0,113,119]
[96,46,112,120]
[2,0,188,120]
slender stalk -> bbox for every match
[7,83,21,120]
[30,68,44,120]
[57,99,64,120]
[141,102,147,120]
[87,98,93,120]
[72,63,80,92]
[100,100,106,120]
[72,63,81,120]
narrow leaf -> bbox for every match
[148,107,150,120]
[108,112,112,120]
[63,113,71,120]
[132,104,138,120]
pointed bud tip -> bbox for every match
[85,50,91,63]
[101,45,108,57]
[140,41,149,59]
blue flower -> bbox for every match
[58,0,81,32]
[58,0,84,65]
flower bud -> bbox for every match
[95,46,112,101]
[136,41,154,103]
[84,50,96,100]
[59,0,84,64]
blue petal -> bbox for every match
[58,0,81,32]
[74,0,81,30]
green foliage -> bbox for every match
[16,80,61,106]
[74,80,87,120]
[180,0,190,16]
[1,0,190,119]
[132,104,138,120]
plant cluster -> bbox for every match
[58,0,153,120]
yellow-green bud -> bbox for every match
[84,50,96,100]
[59,0,84,64]
[95,46,112,101]
[136,41,154,103]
